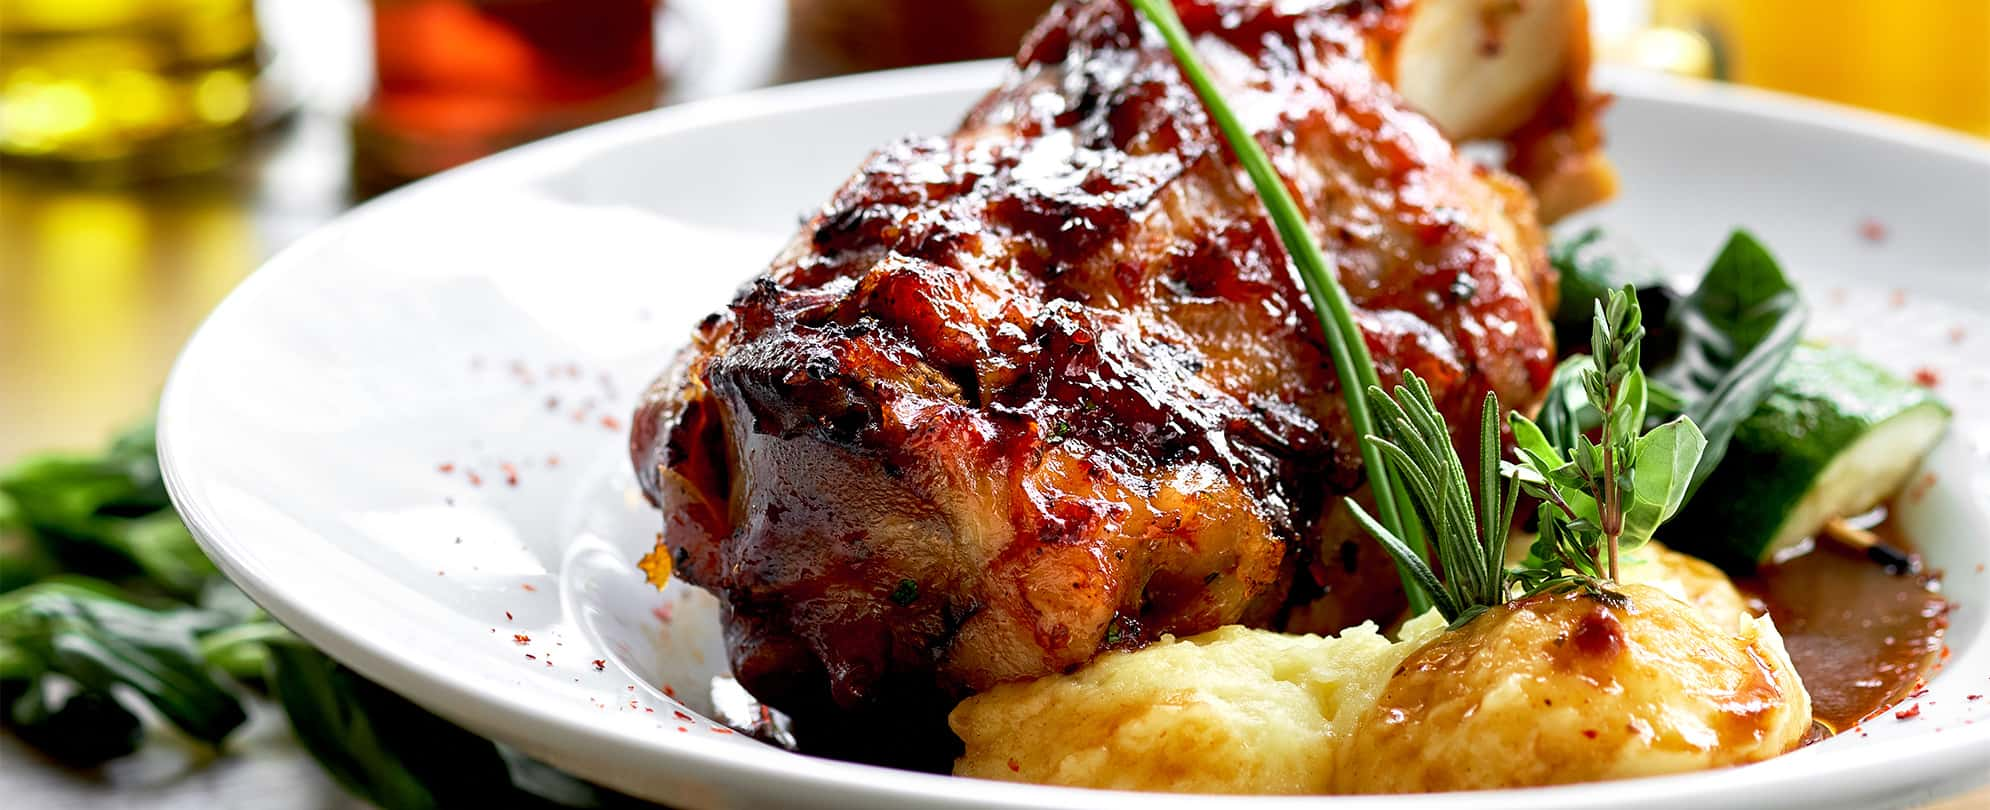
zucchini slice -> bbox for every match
[1668,344,1950,570]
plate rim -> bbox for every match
[159,59,1990,809]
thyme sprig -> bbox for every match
[1345,378,1521,626]
[1510,286,1707,592]
[1130,0,1431,613]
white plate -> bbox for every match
[159,61,1990,809]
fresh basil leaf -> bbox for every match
[1653,230,1808,499]
[1550,227,1679,357]
[1618,418,1707,550]
[4,676,143,767]
[0,582,245,745]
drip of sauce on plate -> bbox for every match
[1734,504,1949,738]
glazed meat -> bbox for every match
[632,0,1573,754]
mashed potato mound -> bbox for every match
[1620,541,1752,625]
[949,613,1447,793]
[952,555,1810,794]
[1333,584,1810,793]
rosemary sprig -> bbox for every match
[1345,377,1521,626]
[1130,0,1431,613]
[1510,286,1707,589]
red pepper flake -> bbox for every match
[1889,288,1908,308]
[676,726,687,733]
[1858,217,1889,243]
[1007,758,1021,772]
[662,684,676,698]
[504,611,513,621]
[437,462,455,473]
[545,660,553,668]
[592,659,606,671]
[525,654,537,660]
[1912,367,1941,388]
[644,707,654,713]
[600,415,623,431]
[710,727,733,735]
[1968,694,1983,701]
[501,462,520,486]
[547,454,561,468]
[512,634,531,644]
[1896,703,1923,720]
[1908,472,1939,504]
[1581,729,1599,739]
[521,583,538,592]
[1977,564,1986,573]
[1910,687,1931,699]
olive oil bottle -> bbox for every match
[0,0,263,181]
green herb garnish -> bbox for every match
[1130,0,1431,613]
[1511,287,1707,587]
[1344,378,1520,626]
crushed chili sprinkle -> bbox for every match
[674,710,694,721]
[437,463,455,473]
[1858,217,1888,243]
[600,415,623,431]
[547,454,561,467]
[662,685,676,698]
[1895,704,1923,720]
[1007,758,1021,772]
[513,634,531,644]
[522,583,538,592]
[1969,695,1983,701]
[504,611,513,621]
[1913,367,1941,388]
[525,654,537,660]
[501,462,520,486]
[1581,729,1598,739]
[593,659,606,671]
[710,727,733,735]
[466,470,483,486]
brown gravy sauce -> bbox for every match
[1733,504,1949,737]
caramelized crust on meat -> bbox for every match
[631,0,1559,753]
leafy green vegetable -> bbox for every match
[1,423,216,597]
[1130,0,1430,612]
[3,677,143,767]
[0,581,246,745]
[267,642,636,809]
[1653,231,1808,499]
[1,490,58,593]
[1346,378,1520,626]
[1551,227,1678,353]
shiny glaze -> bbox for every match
[629,0,1557,754]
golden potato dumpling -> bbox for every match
[1621,540,1753,625]
[1333,584,1810,793]
[949,615,1447,794]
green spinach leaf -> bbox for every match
[1653,231,1808,498]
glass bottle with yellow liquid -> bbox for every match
[1651,0,1990,137]
[0,0,263,181]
